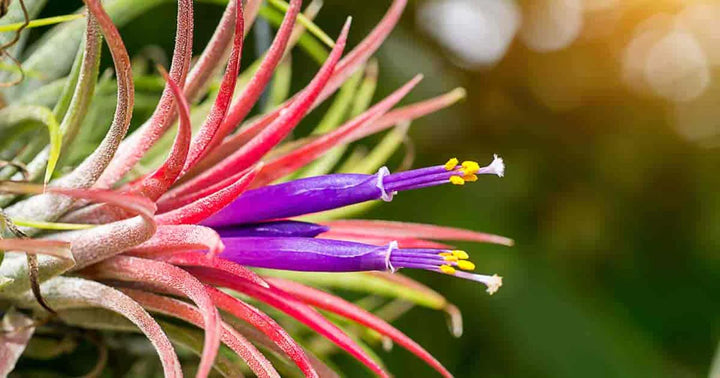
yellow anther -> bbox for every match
[456,260,476,271]
[443,256,458,262]
[462,174,478,182]
[439,265,456,274]
[439,252,453,257]
[449,176,465,185]
[460,160,480,175]
[444,158,459,171]
[451,250,469,259]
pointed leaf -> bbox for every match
[158,321,247,378]
[157,251,268,289]
[4,0,135,229]
[128,224,224,258]
[15,277,182,377]
[188,267,391,378]
[82,256,221,378]
[156,165,259,225]
[268,278,452,377]
[204,285,318,377]
[123,288,279,378]
[96,0,193,187]
[253,75,422,186]
[209,0,302,156]
[182,1,244,172]
[324,219,514,246]
[175,18,351,196]
[356,87,466,140]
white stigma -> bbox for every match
[452,271,504,295]
[485,274,503,295]
[488,154,504,177]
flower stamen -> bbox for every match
[444,158,459,171]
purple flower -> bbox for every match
[203,155,504,227]
[208,156,505,295]
[219,236,503,294]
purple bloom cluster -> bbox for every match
[207,156,505,294]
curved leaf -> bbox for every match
[15,277,182,377]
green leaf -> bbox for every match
[6,0,169,99]
[350,60,379,118]
[0,105,61,183]
[263,57,293,112]
[0,276,13,289]
[338,122,410,174]
[22,335,78,360]
[313,66,365,135]
[257,5,329,64]
[289,66,366,180]
[267,0,335,48]
[44,113,62,184]
[0,13,85,33]
[10,219,95,231]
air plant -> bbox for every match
[0,0,511,376]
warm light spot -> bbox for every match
[644,30,709,102]
[520,0,583,52]
[417,0,520,68]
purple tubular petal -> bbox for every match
[203,158,501,227]
[203,174,382,227]
[214,221,329,238]
[216,237,500,293]
[219,237,388,272]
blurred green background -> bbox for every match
[35,0,720,377]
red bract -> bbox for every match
[267,278,453,378]
[204,285,319,377]
[325,219,515,246]
[17,278,183,378]
[155,164,259,225]
[126,225,225,258]
[97,0,193,188]
[182,1,244,172]
[173,18,350,197]
[155,251,268,288]
[82,256,222,378]
[253,74,423,186]
[136,68,193,201]
[189,267,391,378]
[190,0,407,178]
[122,288,279,378]
[208,0,302,154]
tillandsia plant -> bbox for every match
[0,0,511,376]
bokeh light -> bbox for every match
[416,0,521,68]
